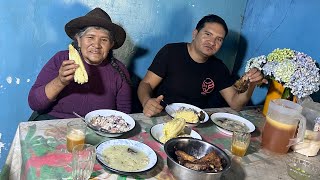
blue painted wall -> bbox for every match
[0,0,246,168]
[235,0,320,105]
[1,0,319,169]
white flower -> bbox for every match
[245,55,266,72]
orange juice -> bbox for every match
[67,129,85,152]
[261,116,297,154]
[231,141,248,157]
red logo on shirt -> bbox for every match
[201,78,214,95]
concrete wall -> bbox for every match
[0,0,246,168]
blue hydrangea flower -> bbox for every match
[245,48,320,98]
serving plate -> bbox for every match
[84,109,135,137]
[210,112,255,136]
[96,139,157,175]
[166,103,209,124]
[150,123,202,144]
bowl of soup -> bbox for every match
[96,139,157,175]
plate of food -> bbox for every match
[150,122,202,144]
[96,139,157,175]
[166,103,209,126]
[210,112,255,136]
[84,109,135,137]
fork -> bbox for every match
[160,100,176,118]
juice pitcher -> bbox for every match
[261,99,306,154]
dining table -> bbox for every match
[2,106,320,180]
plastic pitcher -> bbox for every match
[261,99,306,154]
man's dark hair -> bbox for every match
[196,14,228,37]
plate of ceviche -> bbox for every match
[84,109,135,137]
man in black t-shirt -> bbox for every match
[138,14,266,117]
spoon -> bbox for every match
[72,112,116,134]
[72,112,101,132]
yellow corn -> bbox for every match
[160,118,186,143]
[68,44,88,84]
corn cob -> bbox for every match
[160,118,186,143]
[68,44,88,84]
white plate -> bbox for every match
[166,103,209,124]
[210,112,255,136]
[150,123,202,144]
[85,109,135,137]
[96,139,157,174]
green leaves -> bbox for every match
[281,87,294,101]
[39,165,72,180]
[21,124,72,179]
[25,124,36,141]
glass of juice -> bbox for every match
[231,131,251,157]
[67,120,86,152]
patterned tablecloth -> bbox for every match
[2,106,320,180]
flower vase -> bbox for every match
[262,80,296,116]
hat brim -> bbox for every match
[65,16,126,49]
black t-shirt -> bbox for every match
[148,43,234,108]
